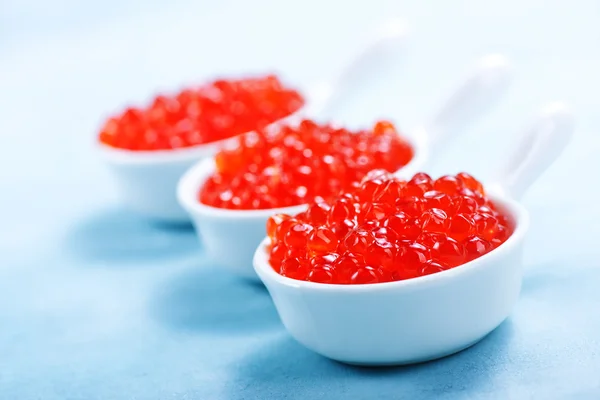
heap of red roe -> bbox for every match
[199,119,414,209]
[266,170,513,284]
[98,75,304,151]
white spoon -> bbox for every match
[178,54,512,279]
[252,102,574,366]
[98,19,410,223]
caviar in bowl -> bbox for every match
[263,170,514,284]
[178,119,416,279]
[97,76,305,222]
[252,103,574,365]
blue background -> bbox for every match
[1,0,600,398]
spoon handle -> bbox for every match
[495,102,575,200]
[307,18,410,119]
[422,54,512,150]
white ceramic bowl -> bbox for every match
[252,103,574,365]
[97,19,410,223]
[177,54,512,278]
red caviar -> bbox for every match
[266,171,514,284]
[98,75,304,151]
[199,120,414,209]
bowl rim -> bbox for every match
[96,138,228,165]
[252,190,530,293]
[175,125,427,220]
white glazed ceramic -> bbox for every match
[253,102,574,365]
[97,19,410,223]
[177,54,512,279]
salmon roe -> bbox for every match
[98,75,304,151]
[199,119,414,209]
[266,170,514,284]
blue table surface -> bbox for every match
[2,0,600,398]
